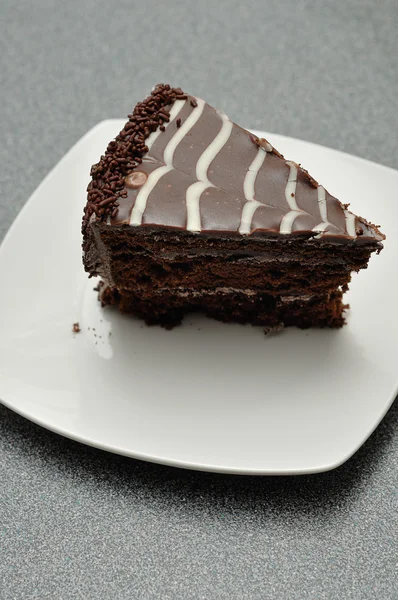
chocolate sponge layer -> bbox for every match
[85,224,377,329]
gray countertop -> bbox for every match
[1,1,397,598]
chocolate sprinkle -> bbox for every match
[176,118,182,128]
[82,84,188,246]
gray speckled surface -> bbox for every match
[0,1,397,598]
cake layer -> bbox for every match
[85,224,379,280]
[85,225,374,296]
[99,284,346,329]
[107,253,351,294]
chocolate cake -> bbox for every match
[82,84,384,330]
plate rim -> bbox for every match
[0,389,396,475]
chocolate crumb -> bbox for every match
[264,323,284,336]
[300,166,318,188]
[255,136,284,159]
[72,322,80,333]
[257,138,273,152]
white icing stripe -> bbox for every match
[280,210,302,234]
[186,181,209,232]
[279,162,301,234]
[239,201,264,235]
[243,147,267,201]
[130,165,172,225]
[311,186,329,233]
[344,210,357,237]
[195,112,233,181]
[239,147,268,234]
[317,185,327,222]
[285,162,299,210]
[164,98,205,165]
[145,99,186,150]
[185,111,233,232]
[130,98,205,226]
[312,221,329,233]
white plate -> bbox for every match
[0,121,397,475]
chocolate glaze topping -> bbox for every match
[83,84,384,246]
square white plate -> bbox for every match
[0,120,397,475]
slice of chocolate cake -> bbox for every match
[82,84,384,330]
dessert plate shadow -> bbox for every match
[0,120,397,475]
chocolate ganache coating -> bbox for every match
[82,84,384,247]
